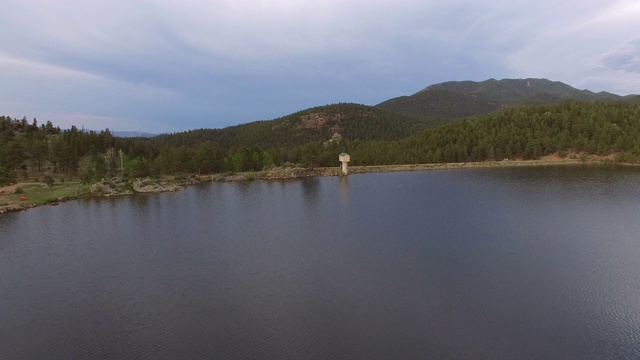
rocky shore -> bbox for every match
[212,166,340,181]
[0,202,36,214]
[0,176,203,215]
[88,176,202,196]
[0,158,628,215]
[0,167,343,214]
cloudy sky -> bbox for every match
[1,0,639,132]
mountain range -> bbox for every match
[376,78,634,118]
[148,78,637,148]
[5,77,638,181]
[112,131,158,138]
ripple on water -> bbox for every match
[2,168,640,359]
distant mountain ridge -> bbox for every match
[624,95,640,105]
[151,103,439,149]
[376,78,631,118]
[4,78,639,182]
[148,79,637,150]
[113,131,158,138]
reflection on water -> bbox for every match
[339,176,349,205]
[1,166,640,359]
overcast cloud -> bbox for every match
[1,0,638,132]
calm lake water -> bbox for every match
[1,165,640,359]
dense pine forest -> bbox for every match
[2,100,640,186]
[351,102,640,164]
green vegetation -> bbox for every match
[1,80,640,196]
[349,102,640,165]
[377,88,502,118]
[43,175,55,188]
[376,78,629,119]
[151,103,439,148]
[624,95,640,106]
[0,116,114,186]
[3,183,87,206]
[0,167,16,185]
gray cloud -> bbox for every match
[0,0,638,131]
[600,39,640,73]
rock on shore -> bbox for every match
[258,167,339,179]
[89,176,201,196]
[211,166,339,181]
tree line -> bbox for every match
[348,102,640,165]
[2,101,640,186]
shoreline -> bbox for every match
[0,158,633,215]
[348,158,592,173]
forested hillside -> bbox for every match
[151,103,440,149]
[2,98,640,186]
[0,116,118,185]
[431,78,622,104]
[624,95,640,105]
[0,104,439,184]
[376,88,502,118]
[376,78,626,118]
[349,102,640,165]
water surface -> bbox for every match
[1,165,640,359]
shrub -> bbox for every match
[615,152,636,163]
[43,175,55,187]
[14,186,24,194]
[80,169,95,185]
[0,168,16,186]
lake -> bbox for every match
[1,165,640,359]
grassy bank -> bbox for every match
[0,182,88,213]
